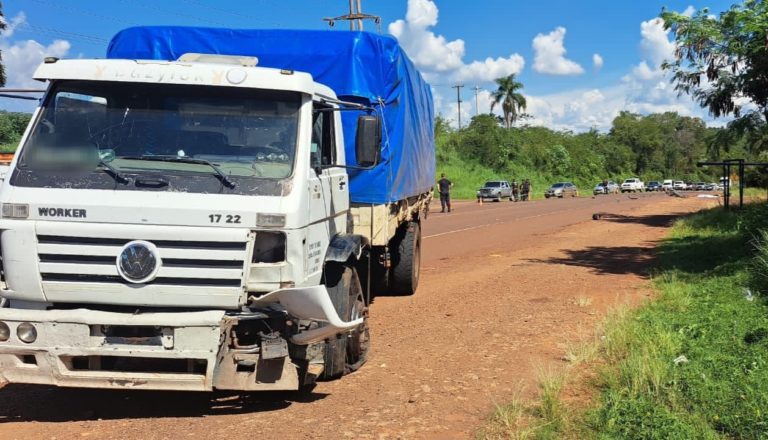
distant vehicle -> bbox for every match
[621,178,645,193]
[477,180,513,202]
[647,181,662,192]
[694,182,707,191]
[704,183,717,191]
[662,179,673,190]
[673,181,686,191]
[545,182,578,198]
[593,181,619,195]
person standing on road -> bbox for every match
[437,173,453,213]
[511,179,519,202]
[521,179,531,201]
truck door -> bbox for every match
[308,104,348,242]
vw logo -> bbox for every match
[116,240,161,283]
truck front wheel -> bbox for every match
[321,263,370,380]
[390,221,421,296]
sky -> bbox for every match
[0,0,737,132]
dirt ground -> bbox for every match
[0,194,716,439]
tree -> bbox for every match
[490,74,527,129]
[661,1,768,125]
[0,1,6,87]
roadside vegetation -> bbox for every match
[0,111,31,153]
[479,201,768,439]
[435,110,755,200]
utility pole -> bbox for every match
[452,84,464,130]
[473,86,481,116]
[323,0,381,32]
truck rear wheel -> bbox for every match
[390,221,421,296]
[321,264,370,380]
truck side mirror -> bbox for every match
[355,115,381,167]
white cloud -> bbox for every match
[455,55,525,83]
[2,39,71,89]
[639,18,675,67]
[0,12,27,39]
[592,54,604,71]
[532,27,584,75]
[521,12,721,132]
[0,12,71,111]
[389,0,524,83]
[395,4,719,131]
[682,6,696,17]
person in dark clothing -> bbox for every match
[521,179,531,201]
[511,180,519,202]
[437,173,452,213]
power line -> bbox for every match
[452,84,464,130]
[15,23,110,45]
[176,0,283,26]
[116,0,230,27]
[27,0,136,26]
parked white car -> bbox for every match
[662,179,673,190]
[673,181,686,191]
[620,178,645,193]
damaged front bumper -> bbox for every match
[0,285,362,392]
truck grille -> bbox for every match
[36,235,247,288]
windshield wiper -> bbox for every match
[97,159,129,184]
[119,156,236,188]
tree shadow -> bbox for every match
[0,384,329,423]
[592,212,688,228]
[527,245,658,276]
[528,224,748,279]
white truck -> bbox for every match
[0,28,435,392]
[620,178,645,193]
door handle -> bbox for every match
[339,180,346,191]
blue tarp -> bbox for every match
[107,27,435,204]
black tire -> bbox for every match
[320,264,370,380]
[390,221,421,296]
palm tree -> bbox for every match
[490,74,526,129]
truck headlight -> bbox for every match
[0,322,9,342]
[17,322,37,343]
[252,231,286,263]
[1,203,29,219]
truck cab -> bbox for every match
[0,56,380,391]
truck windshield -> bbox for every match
[14,80,301,195]
[484,182,501,187]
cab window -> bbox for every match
[311,104,336,168]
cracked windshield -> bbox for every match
[20,81,300,182]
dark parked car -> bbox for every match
[477,180,514,202]
[545,182,578,198]
[646,181,662,192]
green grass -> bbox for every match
[0,142,18,153]
[481,202,768,439]
[591,203,768,439]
